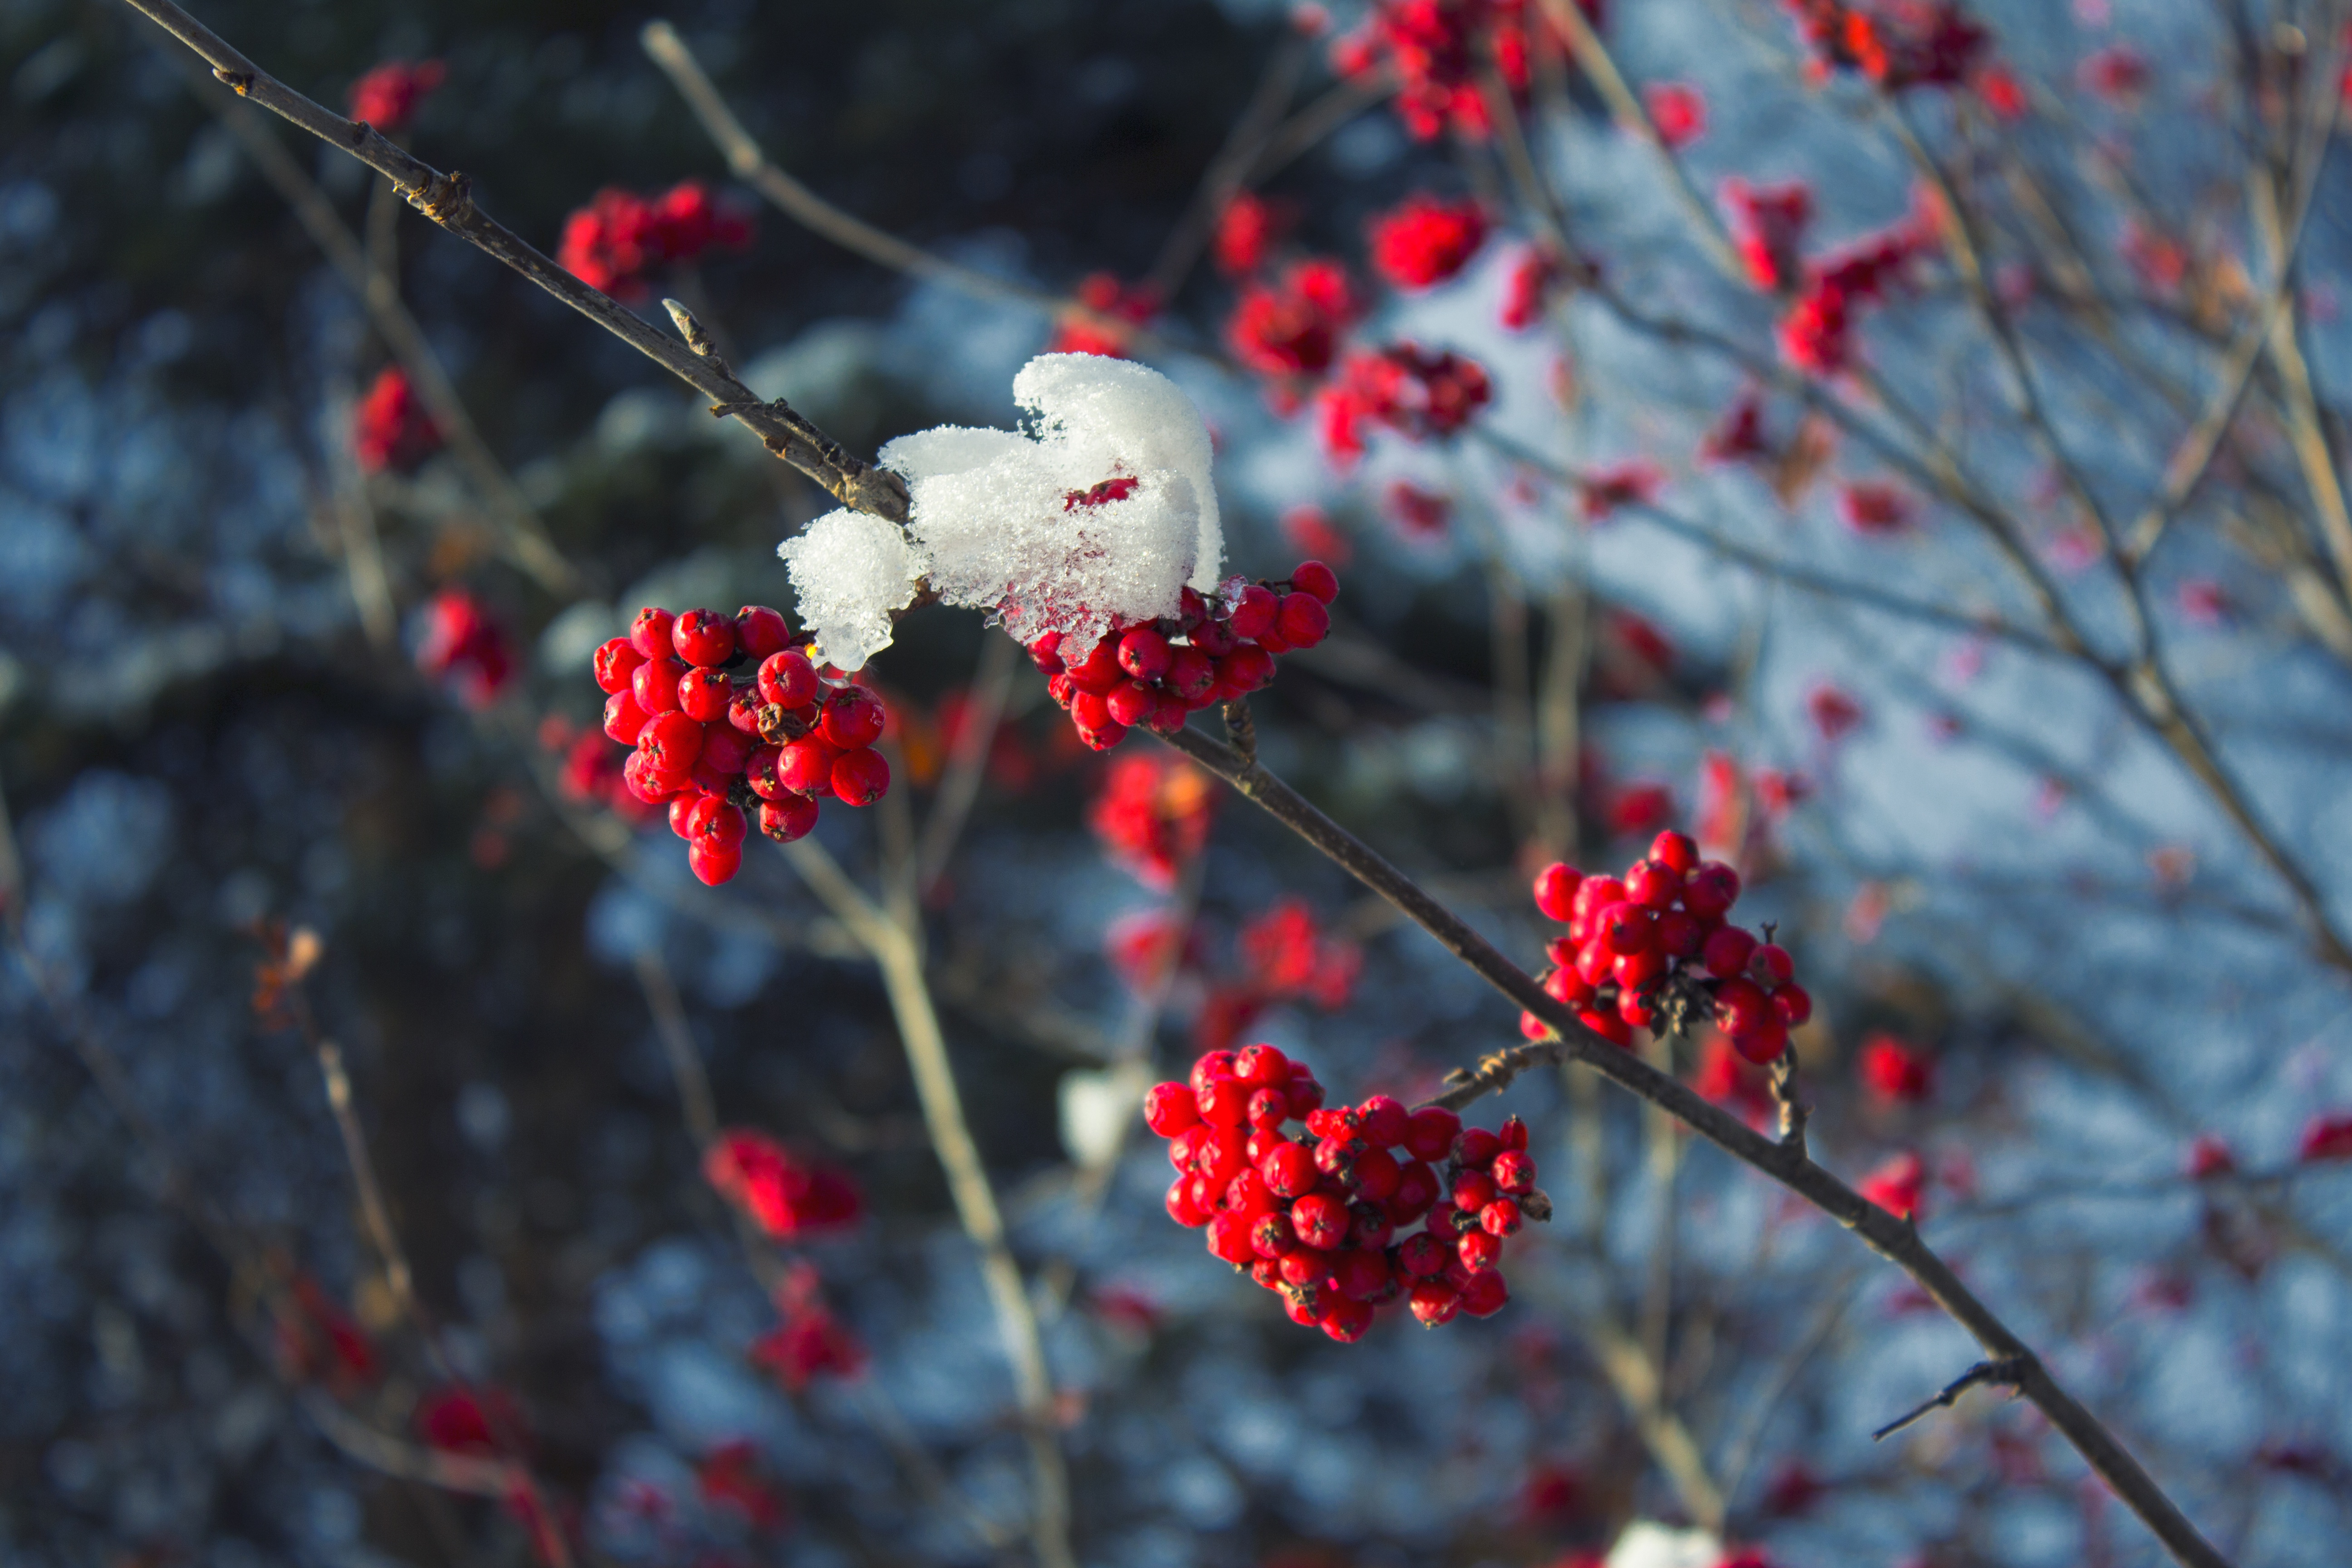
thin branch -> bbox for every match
[114,0,907,521]
[779,836,1076,1568]
[1152,723,2230,1568]
[1582,1307,1728,1531]
[1145,26,1309,301]
[917,632,1021,896]
[1872,1356,2030,1441]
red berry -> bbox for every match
[1684,860,1742,919]
[777,736,838,796]
[628,606,675,660]
[758,650,818,708]
[1702,925,1758,979]
[1275,592,1329,647]
[1657,910,1704,960]
[735,605,791,661]
[1731,1014,1790,1063]
[1625,859,1684,908]
[1533,862,1582,922]
[745,745,785,800]
[1357,1095,1409,1148]
[1227,584,1279,640]
[1067,638,1126,693]
[701,802,749,850]
[1106,681,1157,727]
[822,689,887,750]
[622,749,685,803]
[1145,1082,1200,1137]
[593,637,646,694]
[1649,829,1699,873]
[1613,944,1666,990]
[638,710,705,774]
[1250,1210,1297,1258]
[1459,1268,1509,1318]
[1599,901,1658,954]
[1319,1296,1375,1343]
[1223,1169,1276,1217]
[603,689,651,745]
[1206,1210,1256,1266]
[1069,688,1114,733]
[1283,1067,1325,1120]
[1191,1051,1240,1094]
[726,688,766,735]
[1490,1149,1536,1196]
[1291,1192,1350,1249]
[1260,1140,1315,1198]
[1451,1169,1497,1213]
[1578,1006,1634,1048]
[1197,1075,1253,1127]
[1453,1127,1502,1169]
[1190,617,1238,658]
[1499,1117,1528,1152]
[1246,1087,1288,1127]
[831,748,891,808]
[1163,646,1217,702]
[1216,644,1276,693]
[1570,875,1627,925]
[758,795,819,843]
[1773,982,1813,1026]
[1753,943,1795,985]
[1331,1247,1392,1301]
[1291,561,1340,603]
[1117,627,1173,682]
[1575,939,1614,988]
[1480,1198,1523,1237]
[1409,1279,1462,1326]
[677,666,732,723]
[1166,1177,1213,1227]
[686,837,741,887]
[1544,965,1595,1009]
[700,723,751,776]
[1352,1147,1402,1202]
[1278,1249,1328,1288]
[668,795,700,840]
[671,608,738,667]
[1234,1043,1291,1087]
[1197,1127,1248,1187]
[632,657,688,715]
[1387,1160,1440,1222]
[1402,1106,1461,1163]
[1027,631,1065,674]
[1457,1228,1501,1270]
[1714,976,1772,1036]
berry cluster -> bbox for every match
[1047,272,1162,359]
[1148,1046,1552,1341]
[1332,1,1605,143]
[1366,194,1489,291]
[1320,344,1494,465]
[1784,0,1989,93]
[353,365,440,475]
[592,605,894,885]
[1226,258,1362,380]
[414,586,513,709]
[348,58,445,134]
[1523,829,1811,1062]
[557,181,753,301]
[1026,563,1340,751]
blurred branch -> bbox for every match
[779,836,1076,1568]
[918,633,1021,897]
[1153,723,2231,1568]
[1146,25,1309,300]
[114,0,908,522]
[1582,1307,1726,1531]
[173,55,580,596]
[1871,1356,2028,1441]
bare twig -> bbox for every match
[1872,1356,2030,1441]
[1582,1307,1728,1531]
[114,0,907,521]
[1152,723,2230,1568]
[779,836,1076,1568]
[918,631,1021,897]
[1145,27,1309,300]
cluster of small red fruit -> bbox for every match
[591,606,892,886]
[1027,562,1340,751]
[1148,1045,1550,1343]
[1524,829,1811,1062]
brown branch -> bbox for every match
[114,0,907,523]
[1152,723,2231,1568]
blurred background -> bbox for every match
[4,0,2351,1564]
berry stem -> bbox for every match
[1769,1052,1810,1161]
[1154,722,2231,1568]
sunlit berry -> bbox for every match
[1714,976,1772,1037]
[1684,860,1742,919]
[686,837,741,887]
[1409,1278,1462,1326]
[735,605,791,661]
[629,606,676,660]
[632,657,688,715]
[638,710,705,774]
[758,650,819,708]
[1649,829,1699,873]
[1457,1228,1501,1270]
[604,690,651,745]
[1292,560,1340,603]
[777,736,838,796]
[822,690,887,750]
[678,666,732,723]
[1117,627,1173,683]
[1291,1192,1350,1249]
[1533,862,1582,922]
[758,795,818,843]
[1145,1082,1200,1137]
[1702,925,1758,979]
[1772,983,1813,1026]
[593,637,646,694]
[672,608,738,667]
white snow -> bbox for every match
[1606,1521,1725,1568]
[775,506,926,670]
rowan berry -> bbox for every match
[1533,862,1582,922]
[1223,1169,1276,1217]
[1451,1169,1497,1213]
[1753,943,1795,985]
[1649,829,1700,873]
[1197,1128,1248,1186]
[1320,1296,1375,1343]
[822,690,887,750]
[1348,1202,1395,1250]
[1292,1192,1351,1249]
[1275,593,1330,647]
[1259,1140,1314,1198]
[1191,1051,1240,1093]
[593,637,645,694]
[1218,645,1276,692]
[777,737,838,796]
[628,606,676,660]
[1499,1117,1527,1152]
[678,666,732,723]
[1458,1228,1502,1270]
[758,795,818,843]
[638,710,705,774]
[686,837,742,887]
[1207,1210,1256,1266]
[1490,1149,1535,1196]
[1331,1248,1392,1302]
[604,690,651,745]
[1402,1105,1461,1162]
[1480,1198,1522,1237]
[1198,1075,1254,1127]
[1278,1250,1327,1288]
[1388,1161,1439,1221]
[1772,984,1813,1026]
[735,605,791,661]
[1459,1269,1509,1318]
[758,650,818,709]
[1351,1147,1401,1202]
[1625,859,1684,908]
[1357,1095,1409,1148]
[1251,1211,1297,1258]
[668,796,702,840]
[1702,925,1758,979]
[1600,902,1658,954]
[1247,1087,1289,1127]
[1167,1178,1213,1227]
[1453,1127,1502,1169]
[1656,910,1704,960]
[1145,1082,1200,1137]
[1234,1043,1290,1087]
[1283,1066,1326,1119]
[1731,1014,1789,1064]
[1409,1279,1462,1326]
[1683,860,1742,919]
[632,657,688,715]
[1715,977,1772,1037]
[672,608,738,667]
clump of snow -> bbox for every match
[1606,1523,1724,1568]
[887,353,1220,658]
[776,508,926,670]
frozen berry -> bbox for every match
[1227,584,1279,640]
[1117,627,1173,682]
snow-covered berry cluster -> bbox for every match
[592,604,892,885]
[1027,561,1339,751]
[1148,1045,1552,1343]
[1524,829,1812,1062]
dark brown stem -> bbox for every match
[1153,723,2231,1568]
[1872,1355,2031,1441]
[114,0,907,522]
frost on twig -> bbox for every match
[779,353,1221,668]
